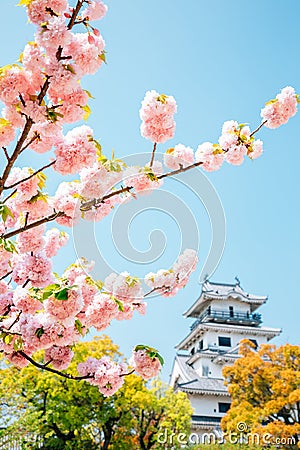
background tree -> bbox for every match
[222,340,300,449]
[0,336,192,450]
[0,0,298,392]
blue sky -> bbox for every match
[0,1,299,380]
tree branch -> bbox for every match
[80,161,204,212]
[250,120,267,137]
[18,351,94,381]
[4,160,56,191]
[2,211,65,239]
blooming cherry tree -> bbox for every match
[0,0,299,396]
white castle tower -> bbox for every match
[170,279,281,437]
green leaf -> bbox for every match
[65,64,76,74]
[35,328,44,339]
[157,354,164,366]
[144,170,158,182]
[81,104,91,121]
[265,98,278,106]
[99,52,107,64]
[3,334,13,345]
[54,288,69,301]
[0,237,17,253]
[75,319,84,336]
[0,204,14,223]
[28,191,48,204]
[113,297,124,312]
[18,0,33,6]
[13,337,23,352]
[83,89,95,99]
[156,94,168,104]
[125,276,139,288]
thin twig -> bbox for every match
[19,133,40,153]
[250,120,267,137]
[0,271,13,281]
[7,311,22,331]
[2,189,17,204]
[4,160,56,190]
[120,369,135,377]
[2,148,9,161]
[149,142,157,168]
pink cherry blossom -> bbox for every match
[261,86,298,129]
[140,90,177,143]
[22,42,46,72]
[104,272,144,303]
[123,161,163,194]
[78,356,127,396]
[226,144,247,166]
[7,352,29,368]
[16,225,45,254]
[0,291,13,316]
[131,349,161,380]
[53,181,81,227]
[85,293,119,331]
[64,33,105,75]
[12,253,53,288]
[44,289,83,323]
[36,16,72,55]
[83,198,119,222]
[249,139,263,160]
[27,0,68,24]
[164,143,194,170]
[44,345,74,370]
[54,125,97,175]
[82,1,108,21]
[79,163,122,199]
[0,119,16,147]
[195,142,224,172]
[44,229,69,258]
[6,167,40,201]
[13,286,41,314]
[0,66,30,105]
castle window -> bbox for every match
[218,402,231,413]
[190,347,195,355]
[229,306,234,317]
[218,336,231,347]
[202,365,209,377]
[199,340,204,350]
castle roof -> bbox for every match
[184,279,267,318]
[176,322,281,351]
[173,354,229,396]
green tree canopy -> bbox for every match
[0,336,192,449]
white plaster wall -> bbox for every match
[189,394,230,417]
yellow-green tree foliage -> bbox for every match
[222,340,300,449]
[0,336,192,449]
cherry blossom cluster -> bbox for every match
[261,86,299,129]
[0,0,299,393]
[130,346,163,380]
[145,249,198,297]
[140,90,177,143]
[77,356,127,396]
